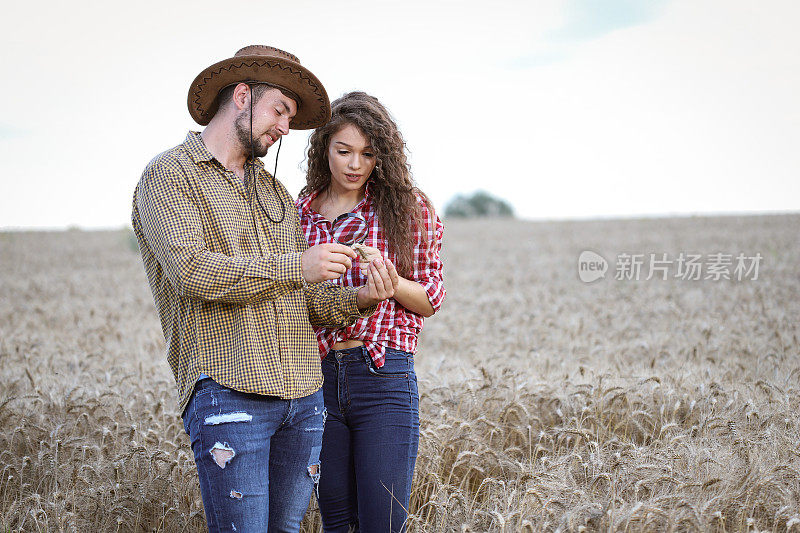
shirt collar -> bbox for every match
[355,181,375,214]
[183,131,265,170]
[296,189,317,214]
[296,189,330,228]
[298,180,374,219]
[183,131,214,163]
[362,180,375,204]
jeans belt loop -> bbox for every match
[362,345,372,367]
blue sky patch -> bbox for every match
[0,124,28,139]
[508,0,669,69]
[553,0,670,41]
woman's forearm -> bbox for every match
[393,276,435,317]
[355,245,436,317]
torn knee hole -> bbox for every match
[209,442,236,469]
[230,490,243,500]
[308,463,321,486]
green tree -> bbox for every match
[444,190,515,218]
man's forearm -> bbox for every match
[175,249,304,304]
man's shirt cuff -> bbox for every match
[344,286,377,318]
[268,252,304,290]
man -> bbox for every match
[132,45,399,532]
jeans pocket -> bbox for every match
[366,365,408,378]
[364,349,410,378]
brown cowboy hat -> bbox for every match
[187,45,331,130]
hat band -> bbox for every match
[221,80,302,110]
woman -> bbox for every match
[296,91,445,532]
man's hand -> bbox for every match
[301,243,357,283]
[357,257,400,309]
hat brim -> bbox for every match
[188,55,331,130]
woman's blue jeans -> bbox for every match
[318,346,420,533]
[182,378,325,533]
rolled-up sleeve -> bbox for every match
[411,198,446,313]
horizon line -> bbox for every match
[2,208,798,233]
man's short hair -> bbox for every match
[215,83,283,116]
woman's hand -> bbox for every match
[353,248,435,316]
[356,257,400,309]
[353,244,382,274]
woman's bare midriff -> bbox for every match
[332,339,365,350]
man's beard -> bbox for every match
[234,110,269,158]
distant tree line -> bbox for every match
[443,191,515,218]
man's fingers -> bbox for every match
[327,262,347,276]
[328,252,353,270]
[321,263,348,280]
[325,243,357,259]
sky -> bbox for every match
[1,0,798,229]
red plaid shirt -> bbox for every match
[296,187,445,367]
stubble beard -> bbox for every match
[234,110,269,159]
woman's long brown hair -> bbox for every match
[302,92,433,276]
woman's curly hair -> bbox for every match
[302,91,432,276]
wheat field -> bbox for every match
[1,214,798,532]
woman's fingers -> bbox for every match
[384,257,399,289]
[374,259,394,297]
[369,259,396,299]
[368,261,384,298]
[358,245,382,273]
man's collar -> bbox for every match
[183,131,265,169]
[184,131,214,163]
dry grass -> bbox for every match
[1,214,798,532]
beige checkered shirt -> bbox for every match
[132,132,370,413]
